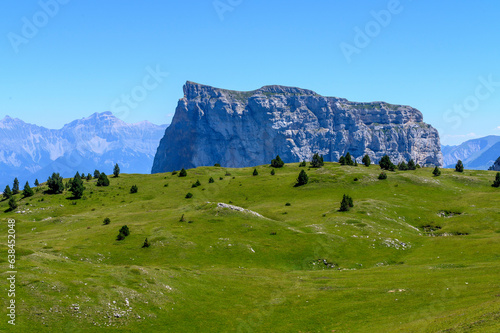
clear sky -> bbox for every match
[1,0,499,145]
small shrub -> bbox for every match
[271,169,275,176]
[179,168,187,177]
[253,168,258,176]
[103,217,111,225]
[8,197,17,211]
[225,171,232,176]
[172,170,178,175]
[214,163,221,167]
[378,172,388,180]
[285,202,291,206]
[299,161,306,167]
[185,192,193,199]
[209,177,215,183]
[219,177,224,180]
[433,166,441,177]
[180,214,186,222]
[142,238,150,248]
[130,185,138,193]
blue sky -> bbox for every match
[1,0,499,145]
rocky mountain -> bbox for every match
[489,157,500,171]
[442,135,500,170]
[0,112,167,190]
[152,81,443,173]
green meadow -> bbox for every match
[1,163,500,332]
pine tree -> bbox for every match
[296,170,309,186]
[8,197,17,211]
[179,168,187,177]
[271,169,275,176]
[433,166,441,177]
[340,194,353,212]
[345,152,354,166]
[94,170,101,178]
[34,179,40,187]
[86,173,92,181]
[47,173,64,194]
[22,181,34,198]
[339,156,346,165]
[96,172,110,186]
[253,168,258,176]
[398,161,408,171]
[455,160,464,173]
[130,185,138,193]
[311,153,324,168]
[3,185,12,200]
[271,155,285,168]
[492,173,500,188]
[113,163,120,177]
[142,238,150,248]
[408,159,416,170]
[380,155,396,171]
[362,154,371,167]
[192,180,201,187]
[13,178,20,194]
[70,172,85,199]
[354,160,358,167]
[209,177,215,183]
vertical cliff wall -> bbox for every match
[152,82,443,173]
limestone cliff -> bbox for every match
[152,82,443,173]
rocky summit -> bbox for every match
[152,81,443,173]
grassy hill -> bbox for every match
[1,163,500,332]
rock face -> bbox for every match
[489,157,500,171]
[152,81,443,173]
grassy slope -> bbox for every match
[1,164,499,332]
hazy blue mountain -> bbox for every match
[0,112,167,191]
[442,135,500,170]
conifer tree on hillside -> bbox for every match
[22,181,34,198]
[398,161,408,171]
[130,185,138,193]
[94,170,101,179]
[433,166,441,177]
[271,169,275,176]
[47,173,64,194]
[299,160,307,167]
[340,194,354,212]
[96,172,110,186]
[455,160,464,173]
[8,197,17,211]
[380,155,396,171]
[70,172,85,199]
[3,185,12,200]
[86,173,92,181]
[13,178,19,194]
[408,159,416,170]
[492,172,500,188]
[345,152,354,166]
[362,154,371,167]
[271,155,285,168]
[179,168,187,177]
[311,153,324,168]
[296,170,309,186]
[113,163,120,177]
[253,168,258,176]
[339,156,346,165]
[34,179,40,187]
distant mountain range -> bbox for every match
[442,135,500,170]
[0,112,167,191]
